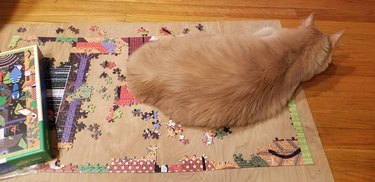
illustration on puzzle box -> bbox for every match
[0,48,40,155]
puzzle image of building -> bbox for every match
[44,65,71,124]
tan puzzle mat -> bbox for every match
[0,21,333,181]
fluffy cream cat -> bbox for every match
[126,14,344,128]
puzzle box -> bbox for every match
[0,45,51,174]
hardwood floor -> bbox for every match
[1,1,374,181]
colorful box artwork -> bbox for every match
[0,46,51,174]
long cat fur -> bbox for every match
[126,14,344,128]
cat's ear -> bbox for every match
[301,13,315,28]
[330,29,345,47]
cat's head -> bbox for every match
[296,13,344,80]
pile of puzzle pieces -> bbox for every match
[132,109,162,140]
[106,104,123,123]
[87,123,102,140]
[202,127,232,145]
[166,120,189,145]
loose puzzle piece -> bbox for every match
[100,60,116,69]
[17,27,27,33]
[113,108,123,120]
[87,123,99,132]
[56,28,65,34]
[139,110,157,121]
[160,27,172,36]
[215,130,227,139]
[202,130,216,145]
[86,104,96,113]
[91,130,102,140]
[89,25,99,32]
[104,77,112,84]
[112,68,121,75]
[8,35,21,48]
[117,74,126,82]
[223,127,232,134]
[106,105,123,123]
[68,26,80,34]
[96,86,107,93]
[74,122,86,132]
[182,28,190,34]
[150,130,160,139]
[143,129,151,139]
[99,72,108,78]
[178,135,190,145]
[137,27,149,36]
[196,24,204,31]
[112,104,120,111]
[101,93,111,101]
[215,127,232,139]
[98,30,107,36]
[152,120,161,129]
[132,109,142,117]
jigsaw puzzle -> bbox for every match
[0,21,332,180]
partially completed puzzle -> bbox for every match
[0,21,319,174]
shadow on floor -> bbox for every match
[0,1,20,30]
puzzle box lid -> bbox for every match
[0,45,51,171]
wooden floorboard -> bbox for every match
[0,1,374,181]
